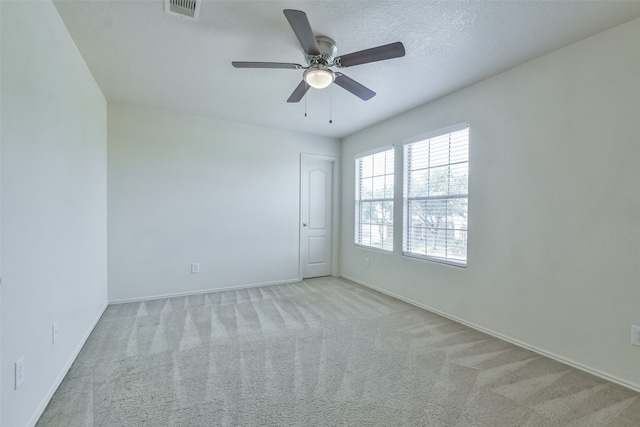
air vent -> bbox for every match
[165,0,201,21]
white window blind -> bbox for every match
[355,147,394,251]
[403,125,469,265]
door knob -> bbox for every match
[303,223,307,227]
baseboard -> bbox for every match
[108,278,303,304]
[27,302,109,427]
[340,274,640,394]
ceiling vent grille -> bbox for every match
[165,0,201,21]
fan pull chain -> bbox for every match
[329,84,333,124]
[304,91,307,117]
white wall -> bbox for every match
[0,1,3,422]
[108,104,340,302]
[340,18,640,390]
[1,1,108,426]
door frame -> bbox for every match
[299,153,339,279]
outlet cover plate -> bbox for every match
[632,325,640,346]
[52,322,59,345]
[15,357,24,390]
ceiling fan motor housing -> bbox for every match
[306,36,338,66]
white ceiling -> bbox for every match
[53,0,640,139]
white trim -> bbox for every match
[28,302,109,427]
[354,243,393,254]
[108,278,301,304]
[340,274,640,394]
[300,153,338,163]
[402,252,467,268]
[402,122,469,146]
[354,144,394,159]
[402,124,470,266]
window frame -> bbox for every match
[402,123,469,267]
[354,145,395,252]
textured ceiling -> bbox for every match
[53,0,640,138]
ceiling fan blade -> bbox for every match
[334,74,376,101]
[335,42,405,68]
[287,80,310,103]
[283,9,320,56]
[232,61,302,69]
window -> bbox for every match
[355,147,394,251]
[403,125,469,265]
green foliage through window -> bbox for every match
[403,126,469,264]
[355,148,394,251]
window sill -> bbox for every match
[402,252,467,268]
[355,244,393,254]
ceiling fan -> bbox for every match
[232,9,405,103]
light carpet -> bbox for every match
[37,277,640,426]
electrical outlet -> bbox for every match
[631,325,640,347]
[191,263,200,274]
[52,322,59,345]
[15,357,24,390]
[364,258,370,268]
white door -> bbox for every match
[300,157,333,278]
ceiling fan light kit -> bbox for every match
[304,67,334,89]
[232,9,405,103]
